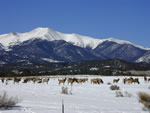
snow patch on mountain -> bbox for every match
[59,32,103,49]
[136,51,150,63]
[42,58,63,63]
[0,61,6,64]
[107,38,150,51]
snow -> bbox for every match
[0,61,6,64]
[0,28,62,51]
[59,33,103,49]
[89,67,98,71]
[136,51,150,63]
[104,65,111,68]
[107,38,150,51]
[0,27,150,51]
[0,75,149,113]
[42,58,63,63]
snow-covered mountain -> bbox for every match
[0,27,102,50]
[0,27,150,63]
[0,27,149,51]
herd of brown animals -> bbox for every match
[0,77,50,85]
[0,76,150,85]
[59,77,89,85]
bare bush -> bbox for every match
[0,91,20,110]
[115,91,123,97]
[61,86,69,95]
[124,91,132,97]
[110,85,120,90]
[138,92,150,112]
[115,91,132,97]
[61,86,72,95]
[107,82,111,85]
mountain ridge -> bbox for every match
[0,27,149,51]
[0,27,150,63]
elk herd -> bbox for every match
[0,76,150,85]
[58,77,88,85]
[0,77,50,85]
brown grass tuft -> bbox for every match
[138,92,150,111]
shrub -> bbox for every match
[115,91,132,97]
[115,91,123,97]
[0,91,20,110]
[107,82,111,85]
[110,85,120,90]
[138,92,150,112]
[61,86,69,95]
[124,91,132,97]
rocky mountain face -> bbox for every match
[136,51,150,63]
[93,41,147,62]
[0,27,149,64]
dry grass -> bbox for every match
[110,85,120,90]
[138,92,150,111]
[61,86,69,95]
[0,91,20,110]
[115,91,132,97]
[115,91,123,97]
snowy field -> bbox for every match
[0,75,150,113]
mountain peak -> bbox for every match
[30,27,55,37]
[32,27,51,32]
[9,32,18,36]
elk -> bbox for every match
[113,78,120,83]
[68,78,74,85]
[123,78,127,84]
[98,78,103,84]
[43,78,50,84]
[76,79,83,84]
[123,77,140,84]
[6,77,13,81]
[76,78,88,84]
[84,78,88,82]
[58,78,67,85]
[14,77,21,84]
[1,77,5,83]
[144,76,147,82]
[133,78,140,84]
[23,78,31,83]
[91,78,103,84]
[32,77,41,83]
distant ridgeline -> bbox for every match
[0,59,150,77]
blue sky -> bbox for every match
[0,0,150,48]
